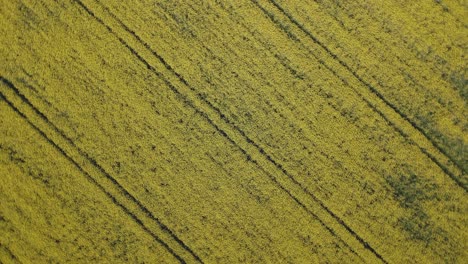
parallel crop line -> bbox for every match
[78,0,386,262]
[322,0,463,88]
[267,0,465,174]
[77,0,357,255]
[157,0,364,186]
[0,77,192,264]
[259,0,466,190]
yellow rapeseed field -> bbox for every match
[1,0,466,263]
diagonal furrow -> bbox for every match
[74,0,387,262]
[0,77,201,264]
[256,0,466,190]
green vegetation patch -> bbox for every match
[385,173,445,245]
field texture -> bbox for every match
[1,0,467,263]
